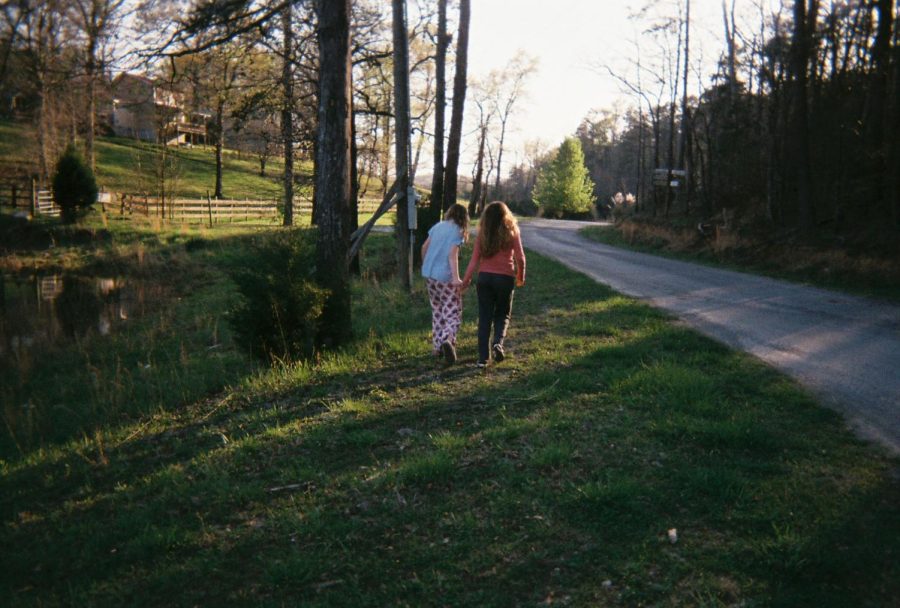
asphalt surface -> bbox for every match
[519,218,900,455]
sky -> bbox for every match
[464,0,771,167]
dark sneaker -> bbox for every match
[492,343,505,363]
[441,341,457,364]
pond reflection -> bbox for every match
[1,273,169,454]
[0,274,158,354]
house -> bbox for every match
[110,73,208,146]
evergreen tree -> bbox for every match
[532,137,596,217]
[52,145,99,224]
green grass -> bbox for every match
[0,119,306,200]
[581,223,900,303]
[1,224,898,606]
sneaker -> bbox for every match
[475,360,487,369]
[441,341,457,364]
[492,343,505,363]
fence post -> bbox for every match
[30,177,36,217]
[206,190,213,228]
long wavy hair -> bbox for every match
[444,203,470,244]
[478,201,519,257]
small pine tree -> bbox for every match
[52,145,99,223]
[532,137,596,218]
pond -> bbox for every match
[1,272,171,454]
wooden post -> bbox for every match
[206,190,213,228]
[30,177,36,218]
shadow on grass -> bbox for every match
[2,250,898,607]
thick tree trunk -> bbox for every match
[442,0,470,211]
[314,0,353,347]
[281,3,294,226]
[392,0,413,289]
[429,0,447,212]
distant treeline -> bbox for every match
[504,1,899,247]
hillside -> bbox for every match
[0,119,311,200]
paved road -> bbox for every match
[520,218,900,455]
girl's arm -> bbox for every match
[461,232,481,287]
[421,236,431,263]
[448,245,462,286]
[513,233,526,287]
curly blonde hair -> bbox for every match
[478,201,518,257]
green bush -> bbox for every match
[228,230,329,362]
[52,145,98,223]
[532,137,596,218]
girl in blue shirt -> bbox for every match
[420,203,469,364]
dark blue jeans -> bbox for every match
[476,272,515,363]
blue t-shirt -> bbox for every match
[421,220,464,283]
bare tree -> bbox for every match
[490,53,536,199]
[69,0,127,170]
[429,0,447,211]
[441,0,469,211]
[789,0,818,236]
[281,2,294,225]
[468,77,494,216]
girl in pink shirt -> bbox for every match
[462,201,526,367]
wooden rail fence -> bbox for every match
[100,195,391,225]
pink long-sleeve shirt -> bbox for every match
[463,230,526,285]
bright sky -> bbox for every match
[465,0,771,166]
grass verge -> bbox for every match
[581,221,900,303]
[1,230,898,606]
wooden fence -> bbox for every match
[100,194,391,225]
[35,190,59,216]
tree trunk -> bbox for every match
[314,0,353,347]
[790,0,816,236]
[429,0,447,212]
[889,10,900,228]
[350,88,361,275]
[865,0,894,219]
[214,98,224,198]
[85,38,97,171]
[281,2,294,226]
[677,0,691,209]
[469,124,486,217]
[494,118,507,199]
[441,0,470,211]
[392,0,413,289]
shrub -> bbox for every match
[532,137,596,218]
[228,230,329,362]
[52,145,98,223]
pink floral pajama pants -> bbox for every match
[426,278,462,353]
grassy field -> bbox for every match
[1,219,898,606]
[580,222,900,303]
[0,119,310,200]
